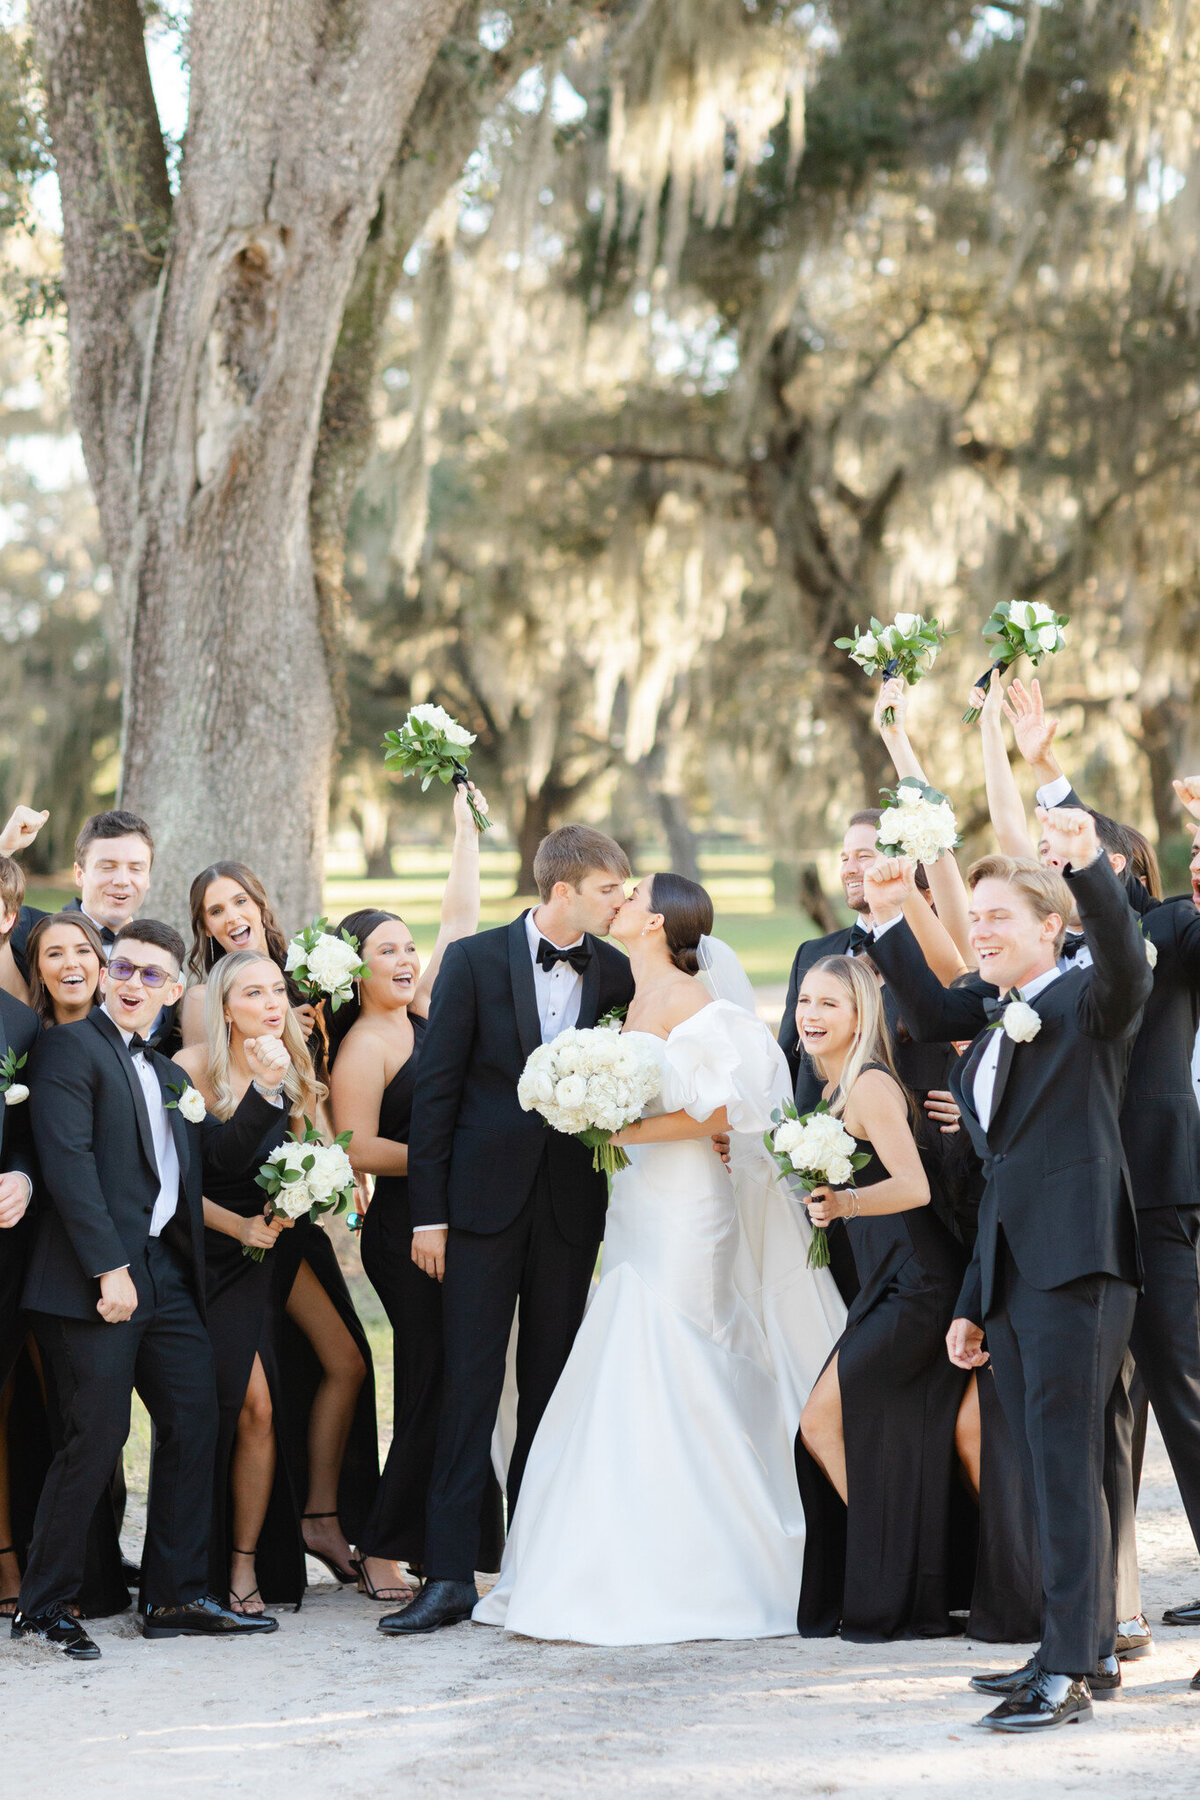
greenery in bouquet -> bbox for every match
[247,1119,356,1260]
[285,918,371,1011]
[764,1100,871,1269]
[835,612,949,724]
[963,600,1069,723]
[382,703,491,831]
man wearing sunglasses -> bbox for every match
[12,920,286,1657]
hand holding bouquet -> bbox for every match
[836,612,948,725]
[247,1120,356,1260]
[383,703,491,832]
[876,778,960,864]
[518,1026,660,1176]
[285,919,370,1013]
[764,1101,872,1269]
[963,600,1068,724]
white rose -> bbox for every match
[825,1154,854,1187]
[304,935,360,994]
[409,703,476,748]
[772,1120,805,1157]
[875,626,897,654]
[284,940,305,973]
[892,611,922,637]
[307,1142,354,1202]
[1030,602,1056,625]
[177,1086,207,1124]
[850,631,879,664]
[1035,623,1060,654]
[2,1083,28,1106]
[1145,938,1158,969]
[1002,1001,1042,1043]
[896,783,923,808]
[272,1180,314,1220]
[1007,600,1036,630]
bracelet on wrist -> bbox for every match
[252,1077,285,1100]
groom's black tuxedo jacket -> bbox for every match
[869,855,1152,1322]
[408,914,635,1245]
[22,1009,277,1322]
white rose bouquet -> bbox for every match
[963,600,1069,723]
[835,612,949,725]
[876,777,960,865]
[518,1026,661,1177]
[285,918,370,1012]
[382,702,491,832]
[247,1120,356,1261]
[764,1100,872,1269]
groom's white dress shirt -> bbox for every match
[526,909,586,1043]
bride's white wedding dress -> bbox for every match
[474,995,846,1645]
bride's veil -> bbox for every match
[696,934,846,1430]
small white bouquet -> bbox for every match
[963,600,1068,723]
[876,777,960,865]
[518,1026,661,1177]
[285,918,370,1012]
[383,702,491,832]
[764,1100,872,1269]
[247,1120,356,1260]
[835,612,949,725]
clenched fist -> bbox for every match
[245,1034,290,1089]
[0,805,49,857]
[863,855,917,924]
[1035,805,1099,872]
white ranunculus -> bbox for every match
[1002,1001,1042,1043]
[892,611,922,637]
[409,703,476,748]
[554,1075,588,1110]
[520,1066,556,1108]
[304,935,361,995]
[177,1086,207,1124]
[1145,938,1158,969]
[850,631,879,664]
[1035,623,1060,654]
[2,1083,28,1106]
[1031,602,1057,626]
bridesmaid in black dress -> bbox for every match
[329,779,503,1597]
[180,862,380,1594]
[794,954,977,1641]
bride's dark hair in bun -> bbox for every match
[649,872,715,975]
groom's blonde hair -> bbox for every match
[534,826,631,901]
[968,855,1070,955]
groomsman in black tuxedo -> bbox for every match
[385,826,635,1634]
[12,920,279,1658]
[866,809,1152,1731]
[0,853,40,1394]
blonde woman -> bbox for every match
[175,951,388,1613]
[792,955,978,1642]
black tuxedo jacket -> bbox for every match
[21,1010,276,1322]
[0,990,42,1363]
[408,914,636,1245]
[778,926,855,1083]
[869,855,1152,1321]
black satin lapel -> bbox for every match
[986,1031,1018,1136]
[955,1031,991,1127]
[576,939,602,1029]
[508,914,543,1060]
[91,1011,159,1179]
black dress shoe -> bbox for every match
[11,1609,101,1660]
[1164,1599,1200,1627]
[971,1655,1120,1701]
[378,1579,478,1635]
[120,1558,142,1588]
[142,1594,279,1639]
[1190,1667,1200,1690]
[1115,1614,1153,1660]
[976,1668,1093,1732]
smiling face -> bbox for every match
[360,918,420,1010]
[75,834,152,931]
[795,967,859,1066]
[969,877,1061,992]
[36,921,102,1019]
[223,958,289,1042]
[100,937,183,1034]
[202,877,268,957]
[840,822,882,915]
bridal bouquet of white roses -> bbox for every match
[247,1120,356,1260]
[962,600,1069,723]
[382,702,491,832]
[765,1100,872,1269]
[876,777,960,865]
[285,918,370,1012]
[835,612,949,725]
[518,1026,661,1177]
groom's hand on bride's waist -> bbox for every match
[412,1227,448,1282]
[711,1132,731,1167]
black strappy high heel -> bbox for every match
[300,1512,358,1585]
[352,1553,417,1604]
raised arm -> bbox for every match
[875,677,973,965]
[864,860,992,1040]
[974,672,1034,857]
[1041,809,1153,1039]
[410,781,484,1017]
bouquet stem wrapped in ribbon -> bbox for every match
[963,600,1068,724]
[247,1120,356,1261]
[383,704,491,832]
[765,1100,872,1269]
[518,1025,660,1178]
[835,612,949,726]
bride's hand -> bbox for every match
[805,1186,848,1227]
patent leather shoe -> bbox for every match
[11,1608,101,1660]
[378,1578,478,1635]
[1115,1614,1153,1660]
[971,1654,1120,1701]
[1163,1599,1200,1627]
[976,1668,1093,1732]
[142,1594,278,1638]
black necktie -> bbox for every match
[537,939,591,974]
[847,920,871,955]
[128,1033,152,1056]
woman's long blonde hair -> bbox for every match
[803,955,909,1119]
[204,950,325,1122]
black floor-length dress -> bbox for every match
[356,1011,504,1573]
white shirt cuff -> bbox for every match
[414,1224,447,1234]
[1036,773,1072,809]
[870,914,903,940]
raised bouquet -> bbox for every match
[382,702,490,832]
[517,1025,660,1177]
[285,918,370,1012]
[765,1100,872,1269]
[876,777,960,864]
[963,600,1068,723]
[835,611,949,725]
[247,1120,356,1261]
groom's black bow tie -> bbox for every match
[536,939,591,974]
[127,1033,152,1056]
[847,919,872,954]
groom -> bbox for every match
[386,825,634,1633]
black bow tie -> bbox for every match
[1061,933,1086,962]
[847,920,872,954]
[536,938,591,974]
[983,988,1025,1023]
[127,1033,152,1056]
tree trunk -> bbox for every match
[33,0,464,929]
[794,862,840,935]
[515,787,556,897]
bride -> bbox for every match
[474,871,846,1645]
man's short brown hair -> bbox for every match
[533,825,632,902]
[0,854,25,933]
[968,854,1072,956]
[75,809,155,867]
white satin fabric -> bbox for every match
[474,999,846,1645]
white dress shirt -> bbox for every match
[526,909,586,1043]
[970,965,1060,1129]
[104,1004,181,1236]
